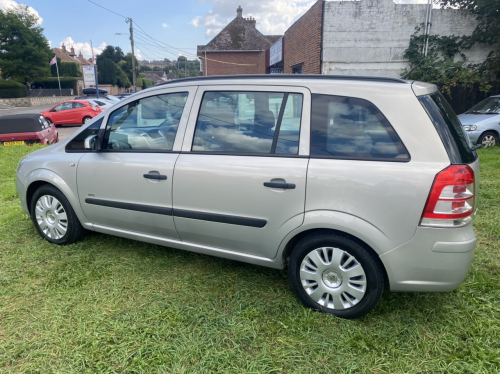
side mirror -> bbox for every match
[84,135,98,151]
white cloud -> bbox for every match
[0,0,43,24]
[162,23,169,28]
[190,0,316,37]
[47,40,52,48]
[135,48,142,60]
[59,37,107,59]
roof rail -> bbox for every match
[155,74,408,87]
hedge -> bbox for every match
[31,77,78,92]
[0,79,28,98]
[142,79,153,89]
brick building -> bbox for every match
[267,0,497,77]
[197,6,281,76]
[282,0,323,75]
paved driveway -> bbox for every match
[0,104,82,142]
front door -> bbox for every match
[77,87,196,238]
[172,86,311,258]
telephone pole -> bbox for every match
[126,18,137,92]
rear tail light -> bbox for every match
[420,165,475,228]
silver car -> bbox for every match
[458,95,500,147]
[16,76,479,319]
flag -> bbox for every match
[49,56,57,66]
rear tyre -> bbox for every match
[30,185,85,245]
[289,232,384,319]
[82,116,92,124]
[478,131,498,148]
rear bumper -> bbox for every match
[380,225,476,292]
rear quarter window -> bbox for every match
[310,94,410,161]
[418,92,477,164]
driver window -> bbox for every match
[103,92,189,151]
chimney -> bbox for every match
[70,46,75,55]
[79,51,83,57]
[237,5,242,19]
[61,43,66,53]
[248,17,256,28]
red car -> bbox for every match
[0,113,58,146]
[42,100,102,126]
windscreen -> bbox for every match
[419,91,477,164]
[466,96,500,114]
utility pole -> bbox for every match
[127,18,137,92]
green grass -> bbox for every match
[1,145,499,373]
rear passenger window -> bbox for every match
[192,91,303,154]
[310,94,409,160]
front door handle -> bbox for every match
[264,182,295,189]
[144,173,167,180]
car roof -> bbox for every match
[0,113,44,134]
[155,74,408,87]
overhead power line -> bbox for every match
[87,0,127,18]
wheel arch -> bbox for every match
[24,169,90,228]
[479,129,499,142]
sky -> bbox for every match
[0,0,429,62]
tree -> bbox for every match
[116,64,131,88]
[439,0,500,46]
[96,45,125,65]
[0,5,52,82]
[437,0,500,78]
[98,59,117,85]
[121,53,140,84]
[140,65,152,72]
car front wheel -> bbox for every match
[30,185,85,245]
[83,116,92,124]
[289,232,384,319]
[478,131,498,148]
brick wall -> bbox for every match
[200,51,266,76]
[0,96,75,108]
[283,0,323,74]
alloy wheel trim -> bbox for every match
[299,247,367,310]
[35,195,68,240]
[481,134,496,147]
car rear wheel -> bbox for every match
[30,185,85,245]
[289,232,384,319]
[478,131,498,148]
[82,116,92,124]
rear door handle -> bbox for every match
[143,173,167,180]
[264,182,295,189]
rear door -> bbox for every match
[172,85,310,258]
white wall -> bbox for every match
[322,0,497,77]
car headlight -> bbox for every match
[17,155,29,172]
[463,125,477,131]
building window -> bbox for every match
[292,65,303,74]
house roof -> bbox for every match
[53,44,92,65]
[197,6,282,53]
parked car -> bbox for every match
[16,75,479,319]
[1,113,58,146]
[41,100,102,126]
[85,99,116,111]
[75,94,121,103]
[115,92,134,100]
[458,95,500,147]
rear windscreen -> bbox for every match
[418,92,477,164]
[0,117,43,134]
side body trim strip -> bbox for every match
[84,198,267,228]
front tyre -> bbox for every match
[289,232,384,319]
[478,131,498,148]
[83,116,92,124]
[30,185,85,245]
